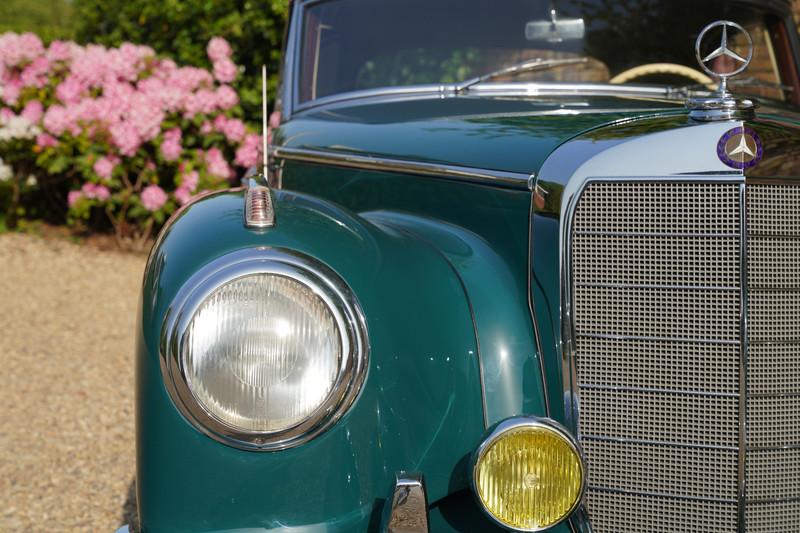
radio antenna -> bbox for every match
[262,64,269,177]
[244,64,276,229]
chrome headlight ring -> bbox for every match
[160,247,369,451]
[471,416,587,532]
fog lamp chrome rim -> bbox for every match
[160,247,368,451]
[471,416,587,532]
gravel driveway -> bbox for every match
[0,233,146,532]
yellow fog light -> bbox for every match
[472,417,585,531]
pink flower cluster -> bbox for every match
[161,128,182,161]
[207,37,238,84]
[205,147,232,179]
[141,184,168,211]
[93,155,120,179]
[0,33,47,104]
[68,182,111,206]
[174,167,199,205]
[235,133,262,168]
[0,32,264,223]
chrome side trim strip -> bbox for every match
[749,391,800,398]
[738,185,749,533]
[749,232,800,238]
[578,384,739,398]
[581,434,739,451]
[577,332,740,345]
[574,230,739,237]
[568,506,594,533]
[750,339,800,345]
[272,146,531,189]
[588,485,738,505]
[748,495,800,505]
[748,443,800,451]
[576,282,740,291]
[527,178,551,417]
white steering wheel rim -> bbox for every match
[610,63,714,87]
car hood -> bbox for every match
[277,94,686,176]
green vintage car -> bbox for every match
[129,0,800,531]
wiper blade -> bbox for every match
[728,77,794,92]
[455,57,589,93]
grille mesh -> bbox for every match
[746,184,800,533]
[571,181,741,532]
[570,181,800,532]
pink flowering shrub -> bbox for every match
[0,32,265,245]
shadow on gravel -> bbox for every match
[121,478,139,532]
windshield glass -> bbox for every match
[298,0,792,104]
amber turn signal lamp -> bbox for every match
[472,417,585,531]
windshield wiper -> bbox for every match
[669,77,794,99]
[455,56,589,93]
[728,77,794,92]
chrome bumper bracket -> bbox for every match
[380,472,430,533]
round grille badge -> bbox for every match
[717,127,763,169]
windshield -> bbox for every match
[297,0,794,104]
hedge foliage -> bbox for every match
[73,0,289,122]
[0,0,75,43]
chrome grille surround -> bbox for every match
[564,178,800,532]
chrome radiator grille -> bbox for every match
[745,184,800,532]
[568,181,800,532]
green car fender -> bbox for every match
[137,187,515,531]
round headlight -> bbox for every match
[472,417,585,531]
[162,248,368,450]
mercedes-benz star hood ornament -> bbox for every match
[689,20,757,121]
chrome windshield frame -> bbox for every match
[287,81,693,118]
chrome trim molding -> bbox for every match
[471,416,587,532]
[291,82,688,117]
[160,247,369,451]
[380,473,430,533]
[527,185,550,417]
[568,506,594,533]
[589,485,738,505]
[272,146,531,189]
[281,0,302,118]
[466,82,682,99]
[577,332,739,344]
[580,434,739,451]
[577,384,739,398]
[737,182,749,532]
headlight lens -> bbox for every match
[183,274,341,432]
[163,248,368,451]
[473,417,585,531]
